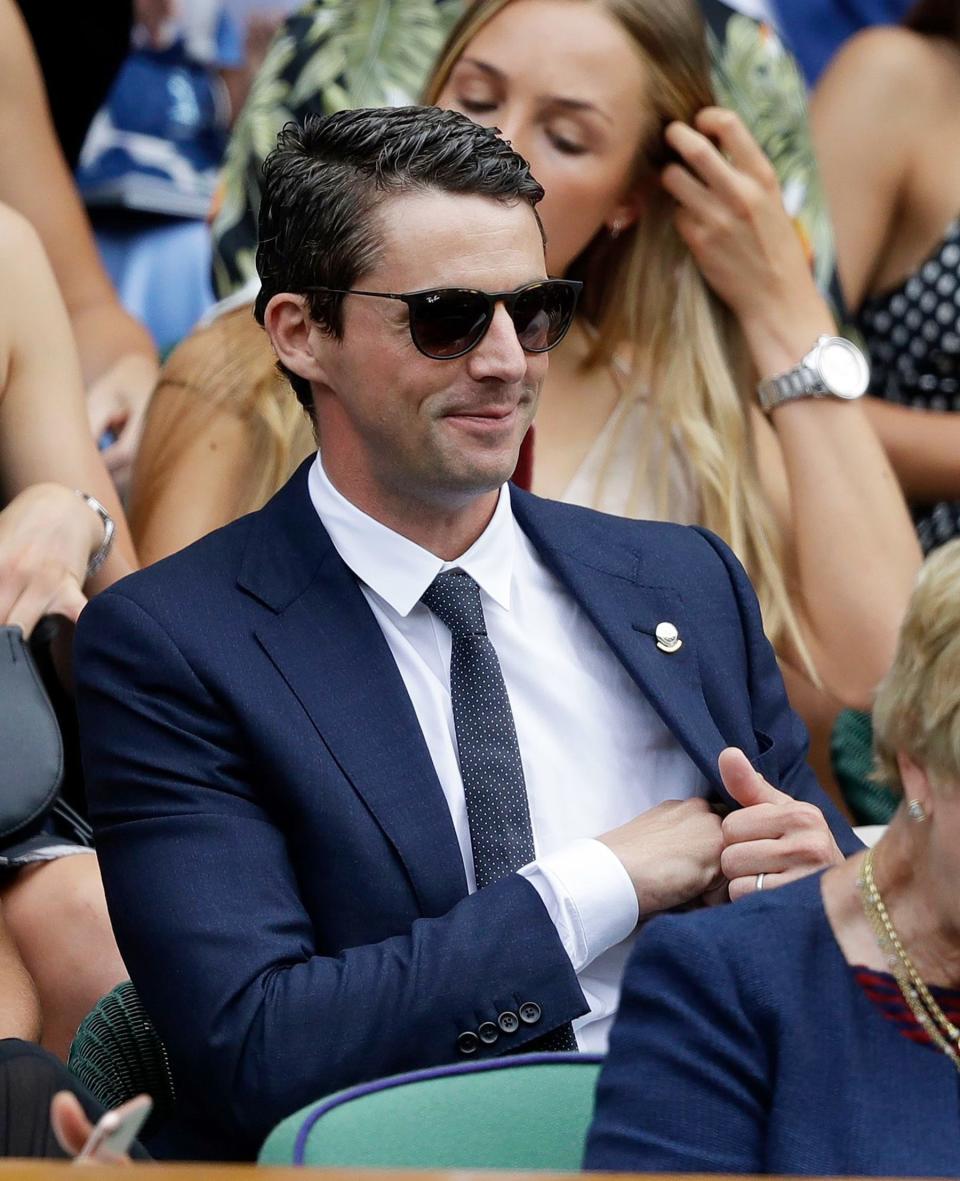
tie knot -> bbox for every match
[421,571,487,638]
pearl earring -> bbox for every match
[609,218,626,239]
[907,799,927,823]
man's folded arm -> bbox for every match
[74,589,588,1152]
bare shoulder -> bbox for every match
[0,202,42,261]
[831,25,938,75]
[818,26,946,103]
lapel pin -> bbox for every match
[655,621,682,653]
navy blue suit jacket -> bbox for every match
[75,461,858,1158]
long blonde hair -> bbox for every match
[424,0,812,672]
[872,540,960,793]
[129,308,315,541]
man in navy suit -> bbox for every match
[75,106,858,1159]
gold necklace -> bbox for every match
[858,847,960,1070]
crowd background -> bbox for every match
[1,0,958,1168]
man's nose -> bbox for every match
[465,302,527,383]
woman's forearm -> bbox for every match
[0,0,157,390]
[863,398,960,503]
[0,206,137,586]
[745,300,921,707]
[69,302,157,387]
[776,401,919,701]
[659,103,921,704]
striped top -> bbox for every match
[854,965,960,1048]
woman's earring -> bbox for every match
[907,799,927,823]
[608,217,626,240]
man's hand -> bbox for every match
[718,747,844,901]
[598,798,724,917]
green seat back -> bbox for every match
[830,708,898,825]
[259,1053,602,1170]
[68,980,176,1135]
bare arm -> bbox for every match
[0,0,158,486]
[0,205,135,633]
[130,384,266,564]
[663,108,921,708]
[0,902,40,1042]
[128,308,315,563]
[863,399,960,503]
[809,28,917,313]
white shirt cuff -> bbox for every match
[518,838,639,972]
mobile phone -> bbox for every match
[75,1094,152,1163]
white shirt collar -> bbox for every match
[307,453,515,618]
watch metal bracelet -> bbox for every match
[757,366,823,412]
[74,490,116,580]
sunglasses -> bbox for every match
[302,278,582,360]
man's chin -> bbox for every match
[430,424,528,488]
[425,449,523,502]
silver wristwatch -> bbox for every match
[757,335,869,413]
[74,490,116,579]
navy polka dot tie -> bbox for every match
[422,570,577,1052]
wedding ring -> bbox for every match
[756,872,766,892]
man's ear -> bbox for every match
[263,293,331,387]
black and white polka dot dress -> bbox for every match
[855,218,960,553]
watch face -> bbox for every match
[816,338,869,398]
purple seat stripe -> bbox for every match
[290,1051,603,1165]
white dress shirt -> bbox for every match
[308,455,706,1050]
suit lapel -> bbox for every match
[513,491,728,789]
[238,463,468,916]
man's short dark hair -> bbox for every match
[253,105,545,411]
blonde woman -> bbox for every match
[130,0,919,798]
[425,0,918,781]
[128,303,314,554]
[586,539,960,1175]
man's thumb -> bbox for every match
[718,746,784,807]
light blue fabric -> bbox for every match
[587,871,960,1177]
[96,220,215,351]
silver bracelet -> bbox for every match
[74,490,116,580]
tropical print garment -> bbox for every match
[211,0,842,314]
[211,0,461,295]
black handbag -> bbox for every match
[0,624,64,840]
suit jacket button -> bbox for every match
[457,1031,479,1055]
[478,1022,499,1045]
[498,1010,519,1034]
[519,1001,542,1025]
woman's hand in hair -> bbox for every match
[661,107,835,380]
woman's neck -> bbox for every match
[822,822,960,990]
[528,317,625,500]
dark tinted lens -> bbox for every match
[512,282,577,353]
[408,290,491,358]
